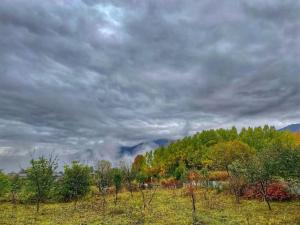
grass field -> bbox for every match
[0,188,300,225]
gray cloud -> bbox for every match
[1,0,300,171]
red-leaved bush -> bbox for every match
[243,182,292,201]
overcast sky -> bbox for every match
[1,0,300,171]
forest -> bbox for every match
[1,125,300,225]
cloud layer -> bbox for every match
[1,0,300,171]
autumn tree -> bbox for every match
[208,140,255,174]
[132,154,147,174]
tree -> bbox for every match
[120,161,135,198]
[132,155,147,173]
[0,171,10,198]
[61,161,91,208]
[136,169,158,212]
[10,174,22,204]
[174,162,188,182]
[228,160,246,204]
[26,156,57,212]
[95,160,112,204]
[208,140,255,174]
[186,170,198,224]
[199,167,210,201]
[112,168,122,205]
[270,147,300,195]
[275,147,300,181]
[242,150,277,210]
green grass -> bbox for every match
[0,189,300,225]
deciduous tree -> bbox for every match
[61,161,91,208]
[26,155,57,212]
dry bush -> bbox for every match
[161,178,182,189]
[208,171,229,181]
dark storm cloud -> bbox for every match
[1,0,300,171]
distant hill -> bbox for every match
[119,139,171,156]
[279,123,300,132]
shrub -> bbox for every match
[243,182,292,201]
[187,170,200,182]
[209,171,229,181]
[0,171,10,199]
[60,161,92,203]
[161,178,182,189]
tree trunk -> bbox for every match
[140,189,146,210]
[129,183,133,198]
[12,192,16,205]
[259,181,271,210]
[115,190,118,206]
[191,191,196,224]
[191,192,196,213]
[235,191,240,204]
[36,198,40,212]
[265,197,272,211]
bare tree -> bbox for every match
[120,160,135,198]
[95,160,112,205]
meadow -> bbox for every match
[1,188,300,225]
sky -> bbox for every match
[1,0,300,171]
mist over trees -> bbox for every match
[0,125,300,221]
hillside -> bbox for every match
[120,139,171,156]
[279,123,300,132]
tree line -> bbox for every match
[0,125,300,215]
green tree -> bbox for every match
[276,147,300,180]
[0,171,10,198]
[61,161,91,207]
[26,156,57,212]
[242,150,278,210]
[174,162,188,182]
[112,168,122,205]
